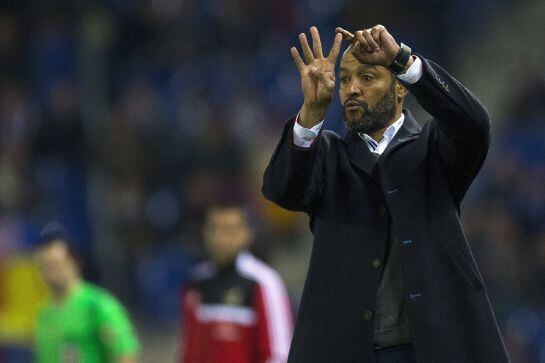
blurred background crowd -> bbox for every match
[0,0,544,361]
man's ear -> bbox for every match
[396,81,408,101]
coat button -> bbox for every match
[363,310,373,321]
[371,258,381,269]
[378,205,387,216]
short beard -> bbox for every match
[343,81,397,135]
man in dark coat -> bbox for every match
[262,25,510,362]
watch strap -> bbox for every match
[387,43,412,75]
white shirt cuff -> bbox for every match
[292,114,323,148]
[397,56,422,84]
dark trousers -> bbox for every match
[373,343,417,363]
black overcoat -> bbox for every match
[262,57,510,362]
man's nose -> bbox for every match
[347,79,362,97]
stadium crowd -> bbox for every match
[0,0,544,361]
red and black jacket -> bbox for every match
[181,252,293,363]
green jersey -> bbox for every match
[35,282,139,363]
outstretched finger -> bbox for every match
[299,33,315,64]
[327,33,343,62]
[291,47,305,73]
[335,27,354,42]
[310,26,324,58]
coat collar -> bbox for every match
[343,109,421,178]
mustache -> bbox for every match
[343,99,367,109]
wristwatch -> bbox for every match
[387,43,412,75]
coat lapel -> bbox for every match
[380,109,421,164]
[344,130,379,179]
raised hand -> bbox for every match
[335,25,400,68]
[291,27,343,128]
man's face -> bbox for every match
[35,240,78,294]
[339,52,398,134]
[203,208,252,266]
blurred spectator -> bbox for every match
[180,204,293,362]
[33,223,140,363]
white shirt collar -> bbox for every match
[359,113,405,155]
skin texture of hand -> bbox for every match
[291,27,343,128]
[335,25,409,69]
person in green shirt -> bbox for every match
[33,223,140,363]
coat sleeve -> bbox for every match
[262,116,325,213]
[253,281,293,363]
[400,56,491,204]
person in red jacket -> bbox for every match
[180,204,293,363]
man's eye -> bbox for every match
[362,75,374,81]
[340,76,349,83]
